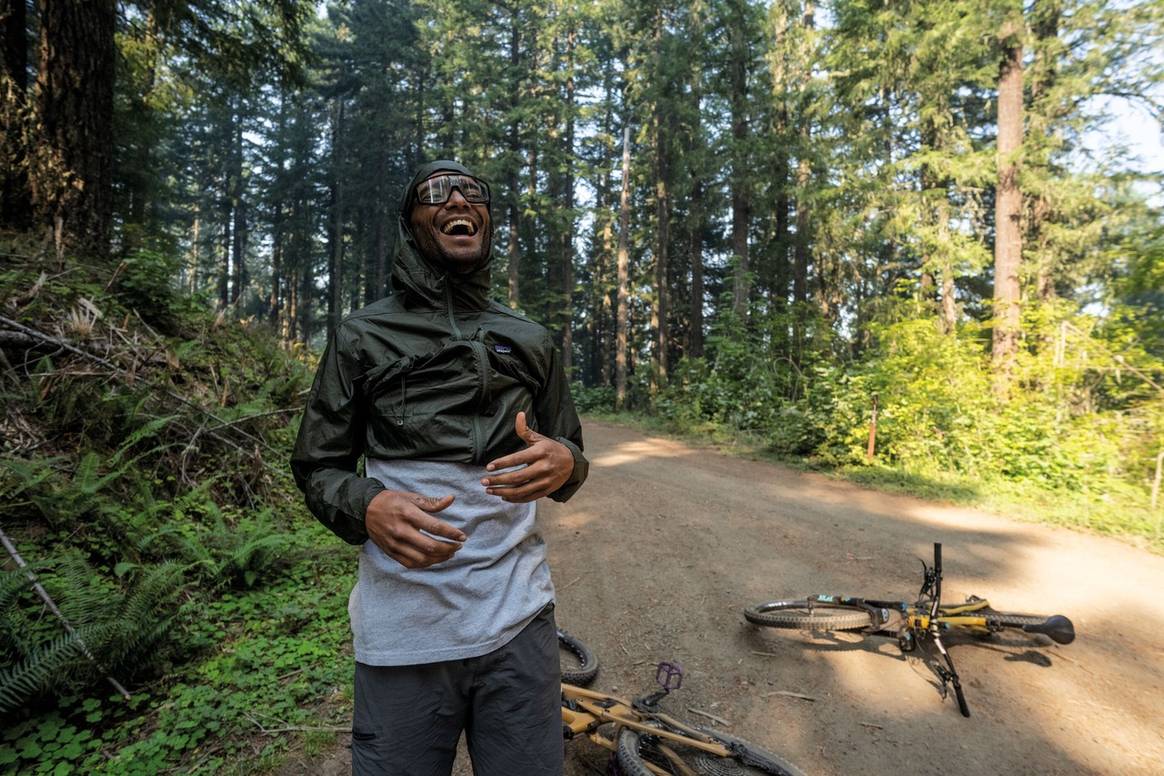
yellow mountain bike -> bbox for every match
[744,543,1075,717]
[558,630,804,775]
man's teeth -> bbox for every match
[441,219,476,235]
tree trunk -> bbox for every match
[938,198,956,334]
[993,25,1024,383]
[30,0,116,255]
[327,97,345,340]
[0,0,31,230]
[599,198,615,386]
[614,126,632,411]
[728,0,751,318]
[1030,0,1061,303]
[792,150,810,353]
[230,111,246,305]
[773,107,791,311]
[219,111,232,310]
[188,212,201,294]
[560,26,576,377]
[507,11,522,308]
[688,178,705,360]
[652,22,670,386]
[367,139,388,304]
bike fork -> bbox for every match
[931,631,970,717]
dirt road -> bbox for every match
[287,420,1164,775]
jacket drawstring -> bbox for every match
[397,375,406,426]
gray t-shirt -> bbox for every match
[350,458,555,666]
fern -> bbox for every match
[222,533,294,588]
[0,623,116,714]
[0,566,31,613]
[0,555,185,711]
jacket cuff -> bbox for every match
[323,476,385,546]
[549,436,589,503]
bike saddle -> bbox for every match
[1023,615,1075,645]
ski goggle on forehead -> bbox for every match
[414,173,491,206]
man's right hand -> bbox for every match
[365,490,466,569]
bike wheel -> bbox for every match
[616,725,805,776]
[558,628,599,686]
[744,599,873,631]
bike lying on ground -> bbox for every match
[557,630,804,776]
[743,542,1075,718]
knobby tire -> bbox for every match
[615,725,805,776]
[558,628,599,686]
[744,600,873,631]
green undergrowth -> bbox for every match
[583,410,1164,553]
[1,243,356,773]
[0,533,355,775]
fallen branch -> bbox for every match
[0,331,40,348]
[0,315,285,471]
[557,576,583,592]
[762,690,816,702]
[255,725,349,735]
[203,406,303,433]
[244,710,348,735]
[686,707,731,726]
[859,721,884,730]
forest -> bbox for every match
[1,0,1162,772]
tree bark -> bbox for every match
[560,26,576,377]
[993,26,1024,384]
[614,126,632,411]
[507,10,522,308]
[30,0,116,254]
[1030,0,1061,303]
[327,97,346,340]
[728,0,751,318]
[0,0,31,230]
[219,107,232,310]
[688,177,705,360]
[230,110,246,305]
[773,106,791,311]
[651,15,670,387]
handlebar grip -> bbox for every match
[933,542,942,568]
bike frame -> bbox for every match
[561,683,732,761]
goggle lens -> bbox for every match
[415,174,490,205]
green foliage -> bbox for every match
[1,245,330,772]
[0,538,355,775]
[570,381,616,413]
[654,303,1164,546]
[0,556,185,714]
[110,250,200,332]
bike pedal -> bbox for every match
[655,661,683,692]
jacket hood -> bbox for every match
[392,160,493,310]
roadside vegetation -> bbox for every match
[576,285,1164,552]
[0,246,355,774]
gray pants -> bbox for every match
[351,604,562,776]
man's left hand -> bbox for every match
[481,411,573,502]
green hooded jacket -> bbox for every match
[291,161,588,544]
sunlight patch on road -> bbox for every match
[555,509,599,530]
[591,439,692,467]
